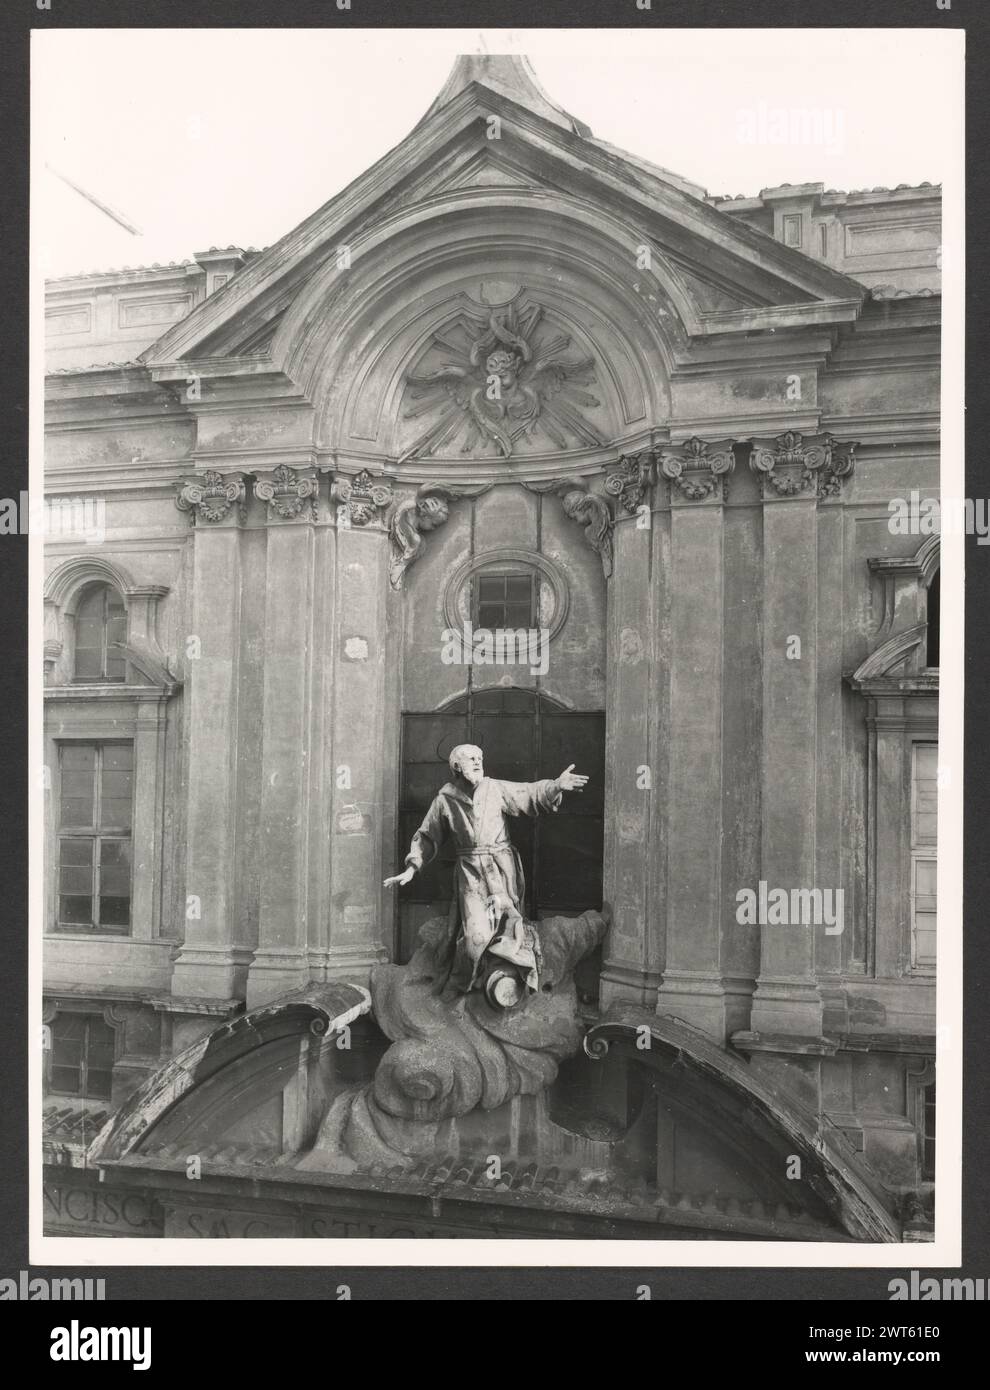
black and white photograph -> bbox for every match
[31,23,963,1266]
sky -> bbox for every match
[33,27,963,278]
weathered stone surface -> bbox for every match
[300,910,607,1172]
[43,52,941,1237]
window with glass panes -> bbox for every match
[910,742,937,970]
[57,742,133,933]
[74,584,127,682]
[48,1012,115,1100]
[472,571,537,631]
[922,1081,936,1181]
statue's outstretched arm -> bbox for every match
[383,798,445,888]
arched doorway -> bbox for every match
[396,689,605,963]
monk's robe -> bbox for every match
[403,775,562,988]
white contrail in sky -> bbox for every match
[45,162,143,236]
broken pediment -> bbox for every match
[84,984,899,1240]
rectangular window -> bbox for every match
[472,572,537,632]
[56,742,133,934]
[910,743,938,969]
[49,1013,115,1101]
[818,222,829,258]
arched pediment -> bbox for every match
[43,558,180,692]
[89,984,371,1164]
[268,192,686,463]
[851,624,927,683]
[914,534,941,587]
[44,554,135,611]
[583,1011,901,1241]
[85,984,899,1240]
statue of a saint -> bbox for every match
[384,743,589,996]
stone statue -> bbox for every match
[383,743,588,1000]
[301,745,609,1172]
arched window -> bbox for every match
[925,569,940,668]
[74,584,127,682]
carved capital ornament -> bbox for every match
[748,431,856,500]
[254,464,320,521]
[331,469,394,527]
[604,451,657,514]
[659,436,736,503]
[176,469,247,524]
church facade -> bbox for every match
[42,57,940,1241]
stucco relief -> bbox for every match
[397,291,609,461]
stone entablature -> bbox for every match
[44,248,259,375]
[708,182,941,296]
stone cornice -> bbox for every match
[868,535,940,587]
[137,75,866,371]
[44,684,174,704]
[845,624,939,698]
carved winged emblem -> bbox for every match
[399,297,606,461]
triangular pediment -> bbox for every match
[140,55,866,373]
[443,149,543,191]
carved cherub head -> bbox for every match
[485,348,521,391]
